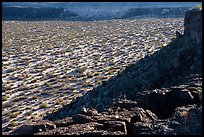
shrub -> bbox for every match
[39,103,48,108]
[2,96,7,101]
[13,96,28,102]
[33,95,38,100]
[82,81,93,87]
[8,112,19,118]
[93,72,100,76]
[5,84,12,90]
[46,72,54,78]
[87,73,94,78]
[195,5,202,10]
[6,68,16,73]
[76,67,86,73]
[96,80,102,85]
[69,86,75,91]
[196,87,202,102]
[45,82,51,87]
[26,110,32,115]
[9,121,17,127]
[31,78,38,83]
[41,91,50,95]
[55,99,63,105]
[55,78,60,83]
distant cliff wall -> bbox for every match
[2,6,77,20]
[123,7,190,18]
[184,8,202,46]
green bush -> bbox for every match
[2,96,7,101]
[8,112,19,118]
[33,95,38,100]
[13,96,28,102]
[195,5,202,10]
[55,99,63,105]
[39,103,48,108]
[26,110,32,115]
[197,87,202,102]
[45,82,51,87]
[9,121,17,127]
[41,91,50,95]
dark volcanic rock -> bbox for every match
[80,107,99,116]
[129,122,154,135]
[184,8,202,46]
[167,104,202,135]
[10,120,56,135]
[72,114,96,124]
[136,87,199,118]
[53,117,74,127]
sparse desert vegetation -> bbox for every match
[2,18,184,131]
[195,5,202,10]
[39,103,48,109]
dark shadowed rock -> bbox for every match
[136,89,169,118]
[53,117,74,127]
[80,107,99,116]
[163,88,195,117]
[184,8,202,46]
[98,120,127,134]
[136,88,198,118]
[111,99,138,110]
[165,104,202,135]
[129,122,154,135]
[72,114,96,124]
[10,120,56,135]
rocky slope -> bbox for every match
[2,8,202,135]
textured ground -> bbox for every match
[2,18,184,131]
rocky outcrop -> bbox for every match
[184,8,202,46]
[6,120,56,135]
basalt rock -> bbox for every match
[136,87,199,119]
[184,8,202,46]
[10,120,56,135]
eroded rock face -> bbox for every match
[184,8,202,46]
